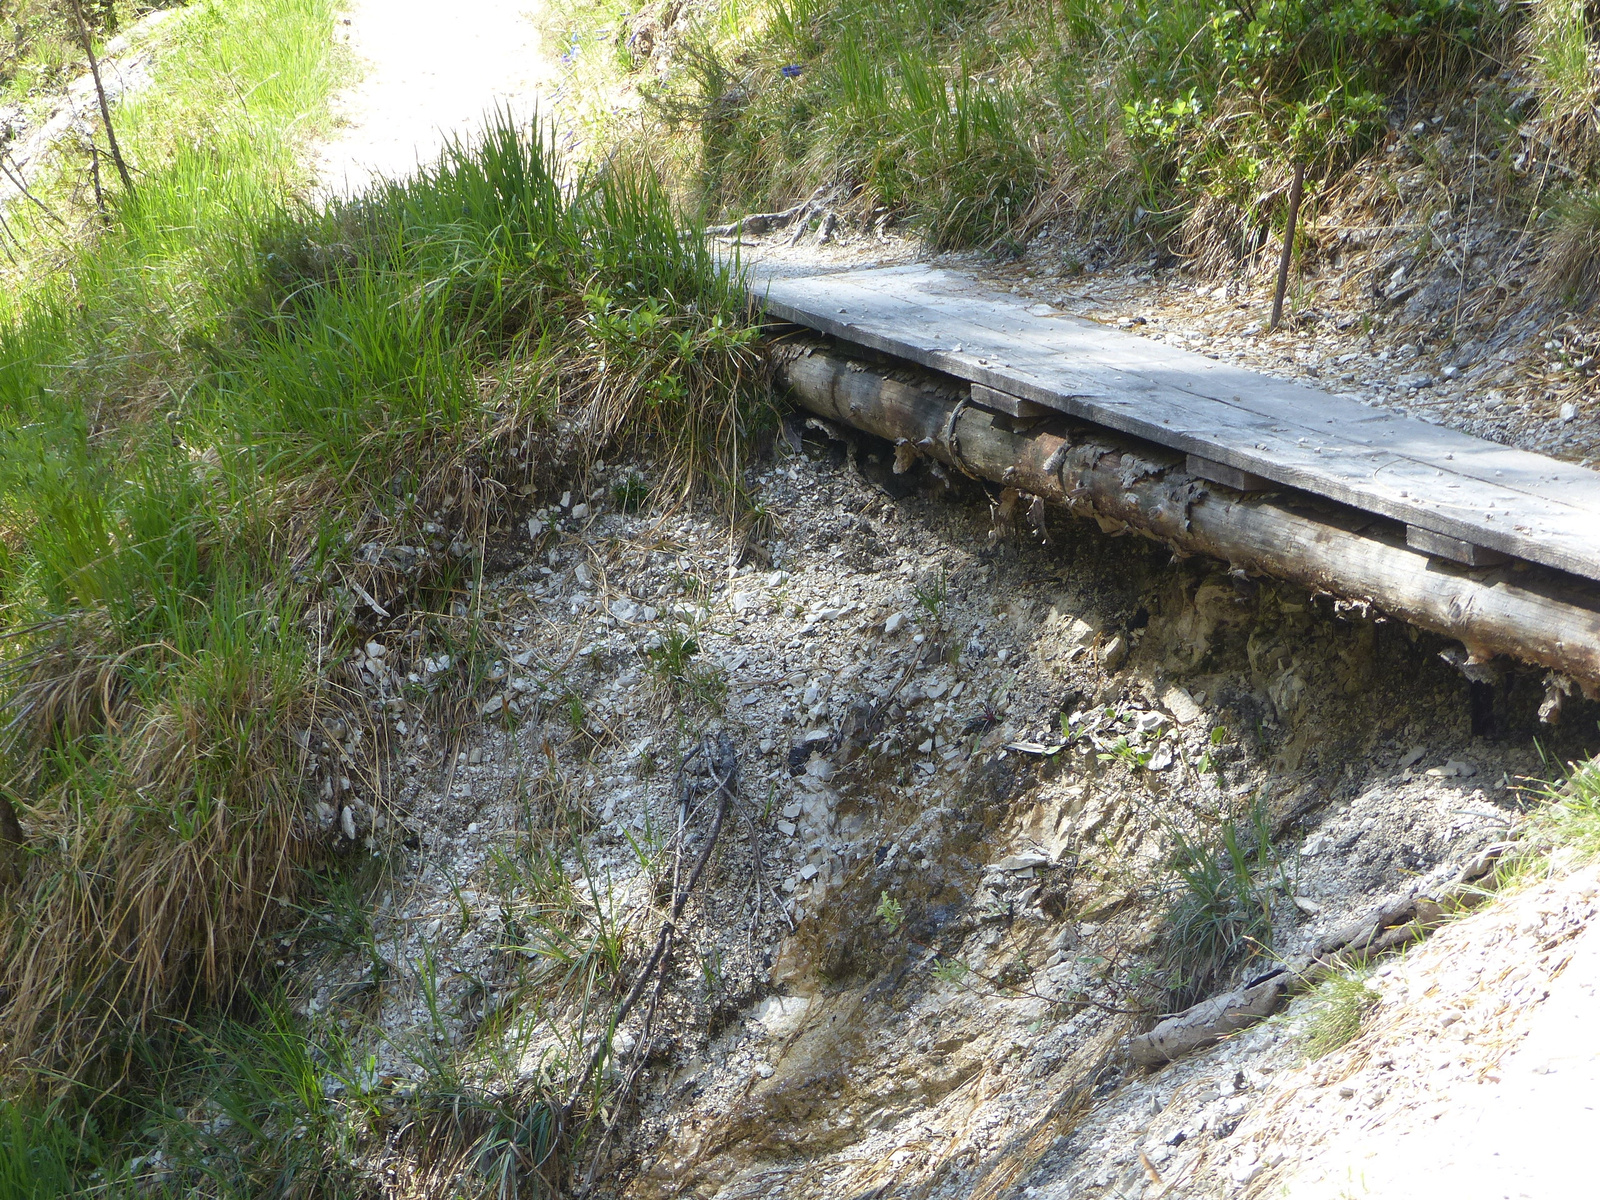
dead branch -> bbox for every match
[63,0,134,195]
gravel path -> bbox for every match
[314,0,558,197]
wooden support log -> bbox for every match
[777,343,1600,690]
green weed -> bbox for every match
[646,628,727,709]
[912,567,948,622]
[611,472,650,512]
[1303,969,1379,1057]
[1162,804,1278,1007]
[875,890,905,932]
[0,1099,84,1200]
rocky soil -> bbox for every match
[292,415,1596,1197]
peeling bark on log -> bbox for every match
[1130,974,1288,1067]
[776,343,1600,690]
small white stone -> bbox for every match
[1133,710,1167,734]
[570,502,590,520]
[1100,634,1128,670]
[884,611,906,635]
[1561,402,1578,423]
[799,864,819,881]
[1161,686,1202,725]
[776,820,797,836]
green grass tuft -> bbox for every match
[1161,802,1278,1008]
[558,0,1508,251]
[1303,969,1379,1057]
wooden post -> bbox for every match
[64,0,134,195]
[1269,162,1304,332]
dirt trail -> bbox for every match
[315,0,559,196]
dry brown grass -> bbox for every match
[0,621,319,1083]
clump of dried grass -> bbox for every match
[0,607,318,1081]
[1536,186,1600,302]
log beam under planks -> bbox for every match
[775,340,1600,694]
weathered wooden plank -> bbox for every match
[779,343,1600,686]
[1406,526,1510,568]
[1187,454,1273,493]
[756,265,1600,582]
[969,383,1050,419]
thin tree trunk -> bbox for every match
[1269,161,1304,331]
[88,138,106,218]
[64,0,134,195]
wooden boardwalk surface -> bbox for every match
[756,263,1600,584]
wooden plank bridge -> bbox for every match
[755,263,1600,586]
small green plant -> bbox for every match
[0,1099,82,1199]
[931,957,970,985]
[646,628,726,709]
[611,473,650,512]
[1304,969,1379,1057]
[647,628,700,679]
[699,945,724,993]
[1098,736,1152,770]
[912,569,949,622]
[563,691,588,732]
[1196,724,1231,775]
[876,890,905,932]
